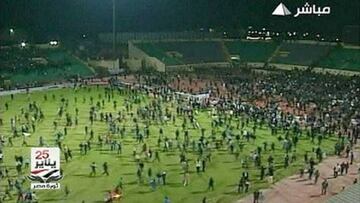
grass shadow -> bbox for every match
[165,163,179,166]
[43,198,63,202]
[223,191,238,195]
[295,179,308,182]
[72,174,89,177]
[191,190,206,194]
[137,190,153,194]
[304,182,315,185]
[167,182,182,188]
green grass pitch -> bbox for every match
[0,86,337,203]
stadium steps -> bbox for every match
[267,44,281,63]
[220,41,232,62]
[71,54,96,74]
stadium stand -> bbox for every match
[224,40,277,62]
[0,47,94,87]
[327,183,360,203]
[134,43,183,65]
[319,47,360,71]
[134,41,228,65]
[271,42,331,66]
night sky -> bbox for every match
[0,0,359,40]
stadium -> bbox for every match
[127,39,360,73]
[0,1,359,203]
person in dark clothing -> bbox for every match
[102,162,109,176]
[321,179,328,195]
[308,167,314,180]
[238,177,245,193]
[202,159,206,172]
[314,169,320,184]
[260,166,265,180]
[161,171,167,185]
[65,185,70,197]
[253,190,260,203]
[89,162,97,176]
[208,177,214,191]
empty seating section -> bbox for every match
[136,41,360,72]
[271,43,330,66]
[135,43,182,65]
[158,41,227,64]
[135,41,227,65]
[0,48,93,85]
[1,41,359,88]
[225,41,277,62]
[319,48,360,71]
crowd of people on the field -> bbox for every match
[0,68,359,203]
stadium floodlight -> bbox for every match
[49,40,58,46]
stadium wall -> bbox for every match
[123,58,142,71]
[166,62,231,72]
[88,59,119,69]
[99,32,222,43]
[269,63,360,76]
[269,63,308,70]
[312,67,360,76]
[247,62,265,68]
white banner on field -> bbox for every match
[175,91,210,101]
